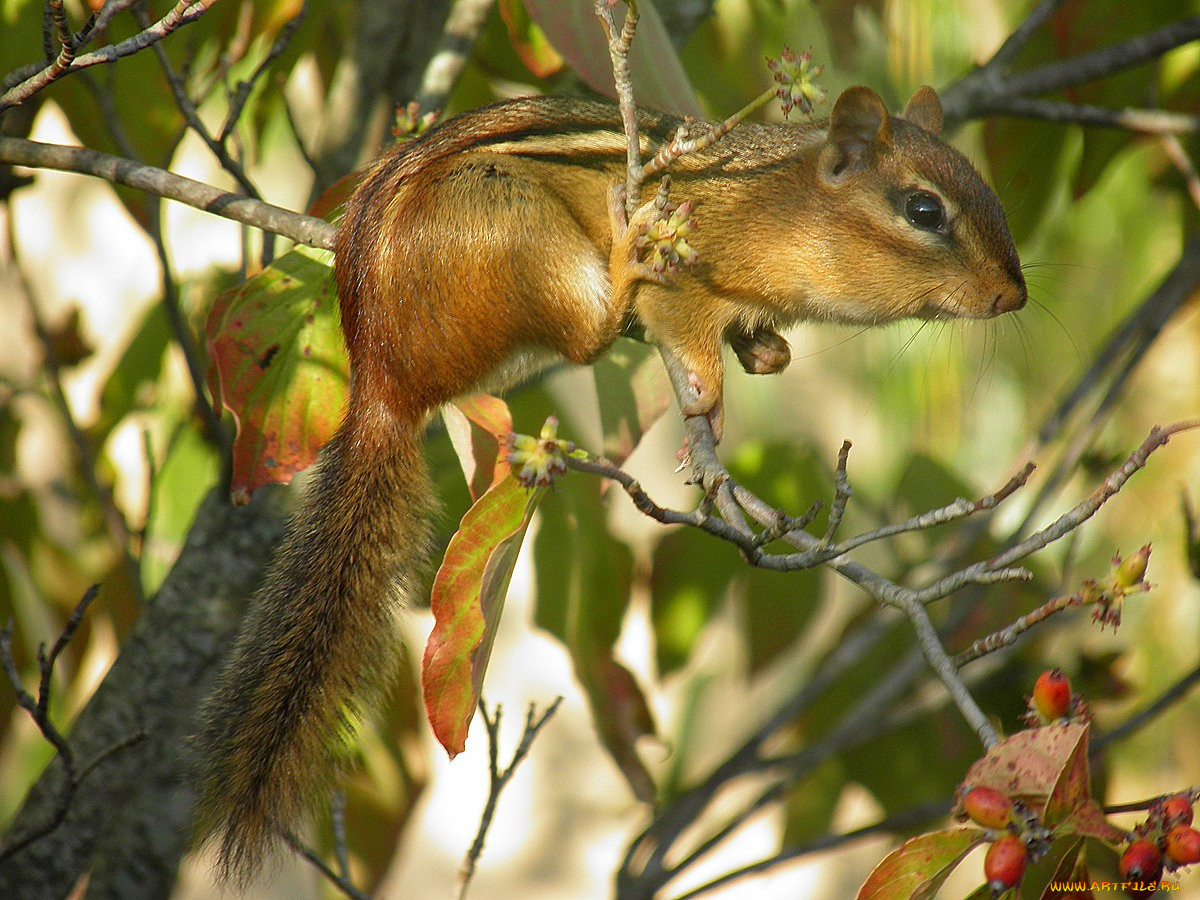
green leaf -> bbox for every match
[94,302,173,440]
[498,0,565,79]
[593,339,672,466]
[422,476,542,758]
[650,441,829,675]
[205,246,347,501]
[649,528,730,676]
[142,424,220,595]
[856,828,984,900]
[580,654,657,802]
[533,472,634,651]
[893,453,976,521]
[781,759,846,846]
[983,117,1081,248]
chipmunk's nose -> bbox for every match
[991,273,1028,316]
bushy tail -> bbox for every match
[193,400,432,884]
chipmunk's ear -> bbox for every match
[819,86,892,183]
[901,85,943,135]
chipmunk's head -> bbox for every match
[800,85,1026,325]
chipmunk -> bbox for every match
[194,85,1026,882]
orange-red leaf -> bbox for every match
[444,395,513,502]
[422,476,542,757]
[962,724,1088,812]
[206,247,346,502]
[857,828,984,899]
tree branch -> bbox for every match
[0,136,334,249]
[0,487,290,897]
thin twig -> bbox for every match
[220,2,310,143]
[984,0,1066,73]
[821,440,853,546]
[0,587,147,862]
[953,591,1080,667]
[456,697,563,900]
[1092,661,1200,754]
[595,0,645,218]
[1104,787,1200,816]
[992,420,1200,572]
[79,71,226,449]
[330,789,352,882]
[963,96,1199,134]
[1003,16,1200,100]
[1,0,220,112]
[284,829,369,900]
[1161,133,1200,212]
[672,798,953,900]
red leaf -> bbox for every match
[443,395,513,502]
[422,476,543,757]
[857,828,985,899]
[205,247,347,502]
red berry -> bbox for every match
[1120,840,1163,896]
[1165,824,1200,866]
[1031,668,1072,721]
[1161,794,1195,828]
[984,834,1028,892]
[963,786,1014,830]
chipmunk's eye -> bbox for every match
[904,191,946,232]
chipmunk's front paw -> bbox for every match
[609,185,671,285]
[729,327,791,375]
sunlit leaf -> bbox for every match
[95,301,172,440]
[142,425,219,595]
[205,246,347,502]
[422,476,542,758]
[498,0,565,79]
[857,828,984,900]
[443,395,513,502]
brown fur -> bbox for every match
[194,87,1026,881]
